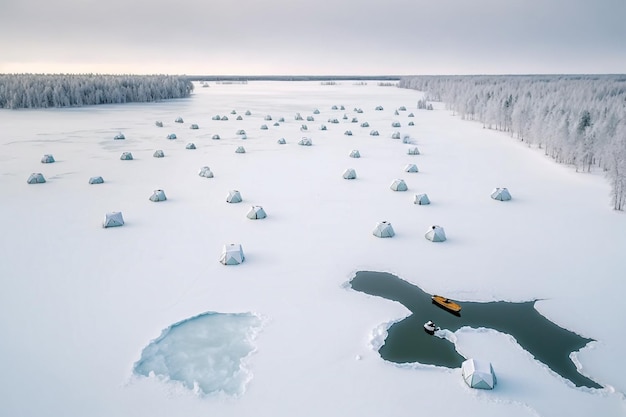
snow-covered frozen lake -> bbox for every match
[1,81,625,417]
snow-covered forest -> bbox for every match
[399,75,626,210]
[0,74,193,109]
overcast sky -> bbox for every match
[1,0,624,75]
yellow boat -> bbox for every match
[432,295,462,314]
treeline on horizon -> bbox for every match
[0,74,194,109]
[185,75,402,82]
[399,75,626,210]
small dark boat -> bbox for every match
[432,295,462,314]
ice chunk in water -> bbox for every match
[134,312,262,396]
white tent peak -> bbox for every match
[373,221,395,238]
[149,189,167,202]
[343,168,357,179]
[103,212,124,228]
[491,187,512,201]
[27,173,46,184]
[247,206,267,219]
[227,190,242,203]
[408,147,420,155]
[404,163,419,173]
[425,225,446,242]
[390,179,408,191]
[198,166,214,178]
[461,359,497,390]
[414,193,430,205]
[220,244,245,265]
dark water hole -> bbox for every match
[350,271,601,389]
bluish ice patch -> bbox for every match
[134,312,262,396]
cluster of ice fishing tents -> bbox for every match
[25,104,512,266]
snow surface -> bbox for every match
[1,81,625,417]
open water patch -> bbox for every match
[134,311,262,396]
[350,271,601,389]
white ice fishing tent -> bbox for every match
[120,152,133,160]
[114,133,125,140]
[461,359,497,390]
[167,133,177,140]
[349,149,361,158]
[343,168,357,179]
[390,179,408,191]
[491,187,512,201]
[212,134,221,140]
[404,163,419,173]
[175,117,184,123]
[41,154,55,163]
[425,225,446,242]
[198,166,214,178]
[373,221,395,238]
[414,193,430,205]
[235,146,246,153]
[190,124,199,129]
[226,190,242,203]
[298,137,312,146]
[149,189,167,202]
[89,176,104,184]
[277,138,287,144]
[103,212,124,228]
[153,150,165,158]
[407,147,420,155]
[27,173,46,184]
[220,243,245,265]
[186,143,196,149]
[247,206,267,219]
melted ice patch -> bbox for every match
[134,312,262,396]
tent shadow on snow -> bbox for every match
[349,271,602,389]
